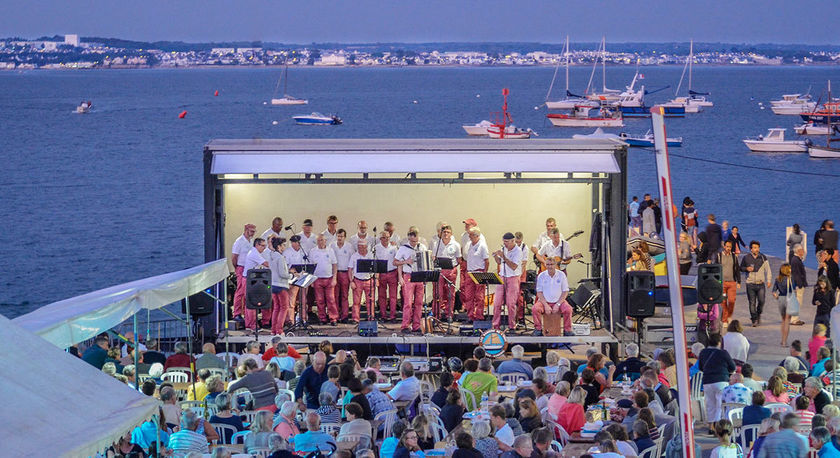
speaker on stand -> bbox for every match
[246,269,272,336]
[697,264,723,343]
[625,271,656,346]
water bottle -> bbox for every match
[481,392,488,412]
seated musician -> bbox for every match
[532,257,574,337]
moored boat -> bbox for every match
[619,105,685,118]
[271,64,308,106]
[743,128,808,153]
[462,120,492,136]
[293,112,342,125]
[76,101,92,114]
[486,88,535,139]
[667,41,712,111]
[547,106,624,127]
[800,102,840,124]
[572,128,622,141]
[619,130,682,147]
[794,122,833,136]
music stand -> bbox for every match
[287,266,317,334]
[434,258,455,270]
[356,259,388,321]
[469,272,503,323]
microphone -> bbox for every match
[284,224,294,231]
[572,230,584,236]
[373,226,377,234]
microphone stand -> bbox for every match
[433,233,444,319]
[498,244,509,333]
[370,226,377,323]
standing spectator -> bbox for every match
[789,244,808,326]
[818,250,840,292]
[787,224,805,260]
[678,232,693,275]
[715,241,741,324]
[772,263,798,347]
[721,220,732,243]
[227,358,279,412]
[294,351,328,410]
[740,241,772,327]
[629,196,641,234]
[705,214,723,254]
[681,197,698,245]
[815,220,829,255]
[699,333,736,430]
[722,320,750,364]
[652,199,663,235]
[642,204,656,238]
[814,278,836,337]
[695,232,711,264]
[823,221,839,262]
[756,413,807,458]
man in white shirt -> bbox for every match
[283,235,307,323]
[463,227,490,322]
[395,229,428,333]
[514,231,529,322]
[243,237,270,329]
[384,221,400,246]
[265,236,292,333]
[231,224,256,320]
[387,362,421,401]
[433,225,461,320]
[321,215,339,246]
[331,229,354,322]
[459,218,485,294]
[533,257,573,337]
[310,234,338,325]
[537,228,573,273]
[429,221,446,254]
[348,220,376,253]
[348,240,374,322]
[492,233,523,330]
[374,231,399,321]
[297,219,317,253]
[530,217,558,260]
[261,217,284,241]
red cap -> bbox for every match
[463,218,477,226]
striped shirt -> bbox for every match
[228,370,278,409]
[167,429,208,454]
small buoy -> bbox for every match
[476,94,480,98]
[534,106,539,110]
[263,101,268,105]
[178,110,187,118]
[760,106,765,110]
[214,90,219,97]
[758,102,763,105]
[412,100,418,104]
[272,120,279,125]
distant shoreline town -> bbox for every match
[2,34,839,70]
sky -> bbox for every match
[1,0,838,45]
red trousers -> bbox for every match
[533,300,573,332]
[378,270,398,319]
[516,268,528,320]
[334,271,351,320]
[351,278,374,321]
[493,276,521,329]
[401,274,424,331]
[434,268,457,319]
[722,281,737,323]
[270,289,290,334]
[233,265,246,317]
[313,277,338,322]
[463,271,486,321]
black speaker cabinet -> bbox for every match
[626,271,655,318]
[182,289,214,316]
[246,269,272,309]
[697,263,724,304]
[358,320,378,337]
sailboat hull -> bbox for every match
[809,145,840,158]
[546,100,597,110]
[547,114,624,127]
[271,98,308,105]
[619,106,685,118]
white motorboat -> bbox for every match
[271,64,308,106]
[462,120,492,136]
[667,40,711,111]
[619,130,683,147]
[75,101,92,114]
[547,106,624,127]
[572,128,622,141]
[770,93,813,106]
[743,128,808,153]
[487,125,534,139]
[663,96,703,113]
[545,36,599,110]
[770,92,816,115]
[795,122,833,135]
[809,144,840,158]
[293,112,342,125]
[611,70,645,108]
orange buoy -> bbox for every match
[178,111,187,118]
[214,90,219,96]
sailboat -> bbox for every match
[584,37,621,103]
[809,81,840,158]
[270,64,308,106]
[487,88,535,139]
[545,37,597,110]
[665,40,710,113]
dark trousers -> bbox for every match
[746,283,765,322]
[816,313,832,338]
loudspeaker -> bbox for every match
[568,281,597,308]
[182,289,214,316]
[626,271,655,318]
[358,320,378,337]
[246,270,272,309]
[697,263,724,304]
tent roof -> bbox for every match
[206,138,623,175]
[13,259,229,349]
[0,314,160,457]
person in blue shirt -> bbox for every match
[632,419,656,452]
[291,411,336,454]
[629,196,641,233]
[497,345,533,379]
[294,351,328,409]
[743,391,771,427]
[82,335,110,370]
[811,427,840,458]
[380,419,409,458]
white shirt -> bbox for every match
[388,232,400,246]
[539,239,572,270]
[432,239,462,265]
[348,233,376,253]
[374,242,398,271]
[723,331,751,363]
[296,231,317,252]
[232,235,253,267]
[461,232,487,257]
[537,269,570,303]
[496,246,523,277]
[331,242,354,271]
[261,228,282,241]
[321,229,339,246]
[532,231,551,251]
[284,247,306,268]
[310,247,337,278]
[428,235,441,253]
[244,248,268,274]
[395,243,428,274]
[465,240,490,271]
[348,251,374,280]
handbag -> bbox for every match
[786,278,800,316]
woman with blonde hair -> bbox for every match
[763,375,790,404]
[244,410,284,453]
[557,386,586,434]
[771,366,798,397]
[772,262,797,347]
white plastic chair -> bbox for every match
[162,371,189,383]
[216,352,239,367]
[499,373,528,385]
[373,409,398,442]
[179,400,206,417]
[459,388,478,411]
[321,422,341,437]
[276,388,295,403]
[639,444,658,458]
[766,402,793,415]
[419,380,435,403]
[429,417,448,443]
[231,430,250,444]
[232,388,254,409]
[211,422,239,444]
[720,402,745,421]
[207,367,228,379]
[550,441,563,453]
[239,410,259,427]
[738,423,760,450]
[418,402,441,417]
[690,371,705,423]
[727,407,744,434]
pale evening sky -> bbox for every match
[1,0,837,45]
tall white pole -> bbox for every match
[650,105,695,458]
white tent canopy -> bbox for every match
[13,259,230,349]
[0,314,161,457]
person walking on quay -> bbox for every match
[772,263,799,348]
[740,241,772,327]
[726,226,746,255]
[705,214,723,255]
[715,240,741,325]
[787,224,805,261]
[681,197,698,245]
[789,244,807,326]
[679,232,693,275]
[629,196,641,234]
[813,276,835,337]
[815,220,829,256]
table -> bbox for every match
[559,441,596,457]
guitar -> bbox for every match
[539,253,584,272]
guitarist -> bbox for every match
[536,228,578,272]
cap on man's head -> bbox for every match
[463,218,477,226]
[290,235,301,243]
[503,232,515,240]
[303,219,313,227]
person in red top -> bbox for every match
[809,324,828,367]
[164,342,195,372]
[557,386,586,434]
[261,336,302,362]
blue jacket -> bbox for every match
[294,366,328,409]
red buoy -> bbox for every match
[214,90,219,96]
[178,111,187,118]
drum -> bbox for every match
[415,250,433,271]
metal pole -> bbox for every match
[186,295,197,400]
[133,314,139,391]
[650,105,695,458]
[223,279,230,382]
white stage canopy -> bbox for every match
[13,259,230,349]
[0,314,161,457]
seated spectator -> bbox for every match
[809,426,840,457]
[763,376,790,404]
[809,325,828,367]
[226,358,279,412]
[432,372,453,408]
[638,407,659,440]
[380,420,408,458]
[268,342,296,374]
[160,387,182,429]
[710,419,742,458]
[603,423,638,457]
[164,341,195,372]
[720,372,753,405]
[756,412,807,457]
[722,320,750,364]
[209,393,244,442]
[168,410,209,454]
[657,349,678,387]
[500,434,534,458]
[543,350,564,382]
[794,395,814,428]
[580,368,601,408]
[447,357,463,386]
[546,381,570,420]
[316,392,341,425]
[196,342,227,371]
[812,414,827,429]
[498,345,534,379]
[490,405,515,449]
[244,410,284,454]
[531,427,559,458]
[105,348,124,374]
[393,428,422,458]
[743,391,771,426]
[532,378,552,412]
[517,398,543,434]
[320,365,341,402]
[584,353,615,391]
[823,404,840,420]
[558,386,586,434]
[772,366,799,397]
[463,358,498,410]
[132,406,171,451]
[472,419,500,458]
[287,359,306,392]
[205,375,225,403]
[740,364,763,392]
[345,377,373,420]
[272,400,300,441]
[338,402,372,450]
[689,342,705,379]
[364,376,395,424]
[82,335,110,370]
[412,414,436,451]
[365,356,384,381]
[749,417,779,458]
[388,362,421,402]
[187,368,212,401]
[615,342,646,381]
[292,412,336,454]
[632,419,655,453]
[238,341,265,370]
[781,340,809,373]
[803,376,832,415]
[142,339,167,366]
[459,358,479,386]
[576,348,600,375]
[452,431,483,458]
[503,402,524,436]
[811,346,831,377]
[441,389,466,432]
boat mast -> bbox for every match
[565,35,570,92]
[602,36,607,92]
[283,64,289,96]
[585,39,600,95]
[688,39,693,92]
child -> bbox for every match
[809,324,828,368]
[710,419,742,458]
[380,419,408,458]
[813,277,835,338]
